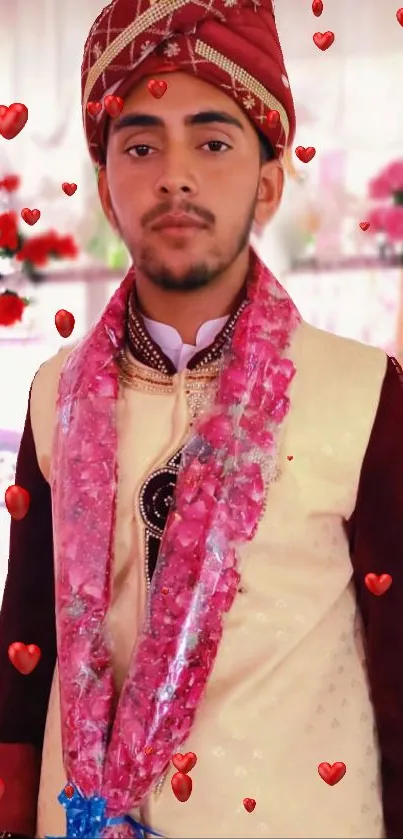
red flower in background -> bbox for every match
[16,234,49,267]
[16,231,78,267]
[0,212,18,251]
[50,234,78,259]
[0,291,26,326]
[0,173,80,278]
[0,174,20,193]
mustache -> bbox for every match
[142,201,215,227]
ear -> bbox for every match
[97,166,118,230]
[254,159,284,229]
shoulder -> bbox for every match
[296,321,388,396]
[291,322,389,445]
[301,321,387,366]
[31,343,78,412]
[30,343,78,479]
[370,355,403,443]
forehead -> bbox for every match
[121,71,249,122]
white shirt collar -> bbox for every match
[142,314,229,371]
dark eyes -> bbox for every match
[125,140,231,158]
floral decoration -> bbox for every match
[367,159,403,252]
[0,173,79,282]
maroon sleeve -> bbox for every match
[346,356,403,839]
[0,391,56,835]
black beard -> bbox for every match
[136,197,256,294]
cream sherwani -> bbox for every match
[32,318,386,838]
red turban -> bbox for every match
[81,0,296,166]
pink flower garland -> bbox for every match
[51,252,301,822]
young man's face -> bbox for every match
[98,71,283,292]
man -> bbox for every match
[0,0,403,837]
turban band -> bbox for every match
[81,0,296,166]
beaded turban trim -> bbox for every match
[81,0,296,165]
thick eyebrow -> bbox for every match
[110,110,245,134]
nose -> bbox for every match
[154,147,198,197]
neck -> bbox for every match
[133,249,251,345]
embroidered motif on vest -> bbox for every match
[139,448,183,580]
[138,446,247,594]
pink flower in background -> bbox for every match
[368,160,403,199]
[366,160,403,247]
[383,160,403,192]
[382,206,403,242]
[369,174,391,200]
[366,205,389,232]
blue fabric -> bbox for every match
[45,784,163,839]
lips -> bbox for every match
[151,213,207,231]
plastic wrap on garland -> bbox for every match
[51,256,300,816]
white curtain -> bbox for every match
[0,0,106,242]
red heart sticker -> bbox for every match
[313,31,335,51]
[104,95,124,118]
[266,109,280,128]
[243,798,256,813]
[287,455,294,461]
[62,182,77,196]
[295,146,316,163]
[64,783,74,799]
[318,761,346,786]
[5,484,30,520]
[171,771,192,802]
[365,573,392,596]
[312,0,323,15]
[87,101,102,117]
[148,79,168,99]
[55,309,75,338]
[21,208,40,226]
[0,103,28,139]
[359,221,370,231]
[8,642,41,675]
[397,8,403,26]
[172,752,197,773]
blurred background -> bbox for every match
[0,0,402,593]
